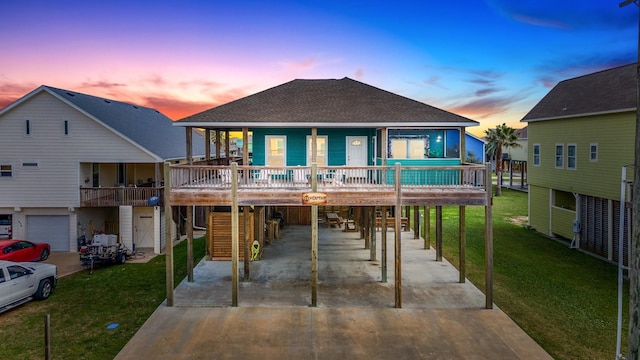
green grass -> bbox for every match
[420,188,629,360]
[0,237,207,360]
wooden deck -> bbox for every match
[168,164,490,207]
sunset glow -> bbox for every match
[1,0,636,136]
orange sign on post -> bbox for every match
[302,192,327,205]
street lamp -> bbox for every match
[619,1,640,359]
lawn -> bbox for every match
[422,188,629,360]
[0,237,207,360]
[0,189,629,359]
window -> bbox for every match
[553,189,576,211]
[265,135,286,166]
[590,143,598,162]
[63,120,70,136]
[24,120,31,136]
[306,136,327,166]
[0,164,12,177]
[567,144,576,170]
[385,129,459,159]
[8,265,30,280]
[555,144,564,168]
[533,144,540,166]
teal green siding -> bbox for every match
[376,159,461,166]
[253,128,375,166]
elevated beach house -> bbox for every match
[522,64,635,265]
[165,77,494,308]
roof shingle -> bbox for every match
[522,63,637,122]
[177,77,478,128]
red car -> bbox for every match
[0,240,50,262]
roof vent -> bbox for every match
[562,105,567,111]
[66,92,75,97]
[104,99,111,104]
[133,105,138,109]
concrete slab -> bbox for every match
[116,225,552,359]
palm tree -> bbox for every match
[485,123,521,196]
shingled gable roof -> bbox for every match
[176,77,479,128]
[0,85,205,160]
[522,63,637,122]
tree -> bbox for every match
[484,123,521,196]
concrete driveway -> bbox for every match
[115,225,552,359]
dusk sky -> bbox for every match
[1,0,637,136]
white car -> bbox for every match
[0,260,57,313]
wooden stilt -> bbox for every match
[436,206,442,262]
[364,207,370,249]
[394,163,402,308]
[231,163,239,307]
[382,206,387,283]
[243,206,250,282]
[413,205,419,239]
[459,206,466,283]
[163,162,174,307]
[187,205,193,282]
[485,163,494,309]
[370,206,376,261]
[311,161,318,307]
[423,206,430,250]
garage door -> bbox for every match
[27,215,70,251]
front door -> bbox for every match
[346,136,367,166]
[346,136,368,179]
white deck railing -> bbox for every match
[170,164,487,191]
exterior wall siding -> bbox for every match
[252,128,375,166]
[0,92,159,208]
[551,206,576,239]
[528,185,550,236]
[527,112,634,201]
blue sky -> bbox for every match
[0,0,637,135]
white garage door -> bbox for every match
[27,215,70,251]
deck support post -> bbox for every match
[394,163,402,308]
[485,162,494,309]
[459,206,466,283]
[370,206,376,261]
[364,207,371,249]
[413,206,419,239]
[382,206,388,283]
[436,206,443,261]
[243,205,250,282]
[187,205,193,282]
[215,130,221,160]
[231,162,239,307]
[311,162,318,307]
[164,162,174,306]
[423,206,430,249]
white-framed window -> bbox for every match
[533,144,540,166]
[590,143,598,162]
[24,120,31,136]
[265,135,286,166]
[390,138,427,159]
[567,144,576,170]
[555,144,564,168]
[0,164,12,177]
[306,136,327,166]
[63,120,70,136]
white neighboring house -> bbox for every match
[0,85,206,253]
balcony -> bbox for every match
[168,164,490,207]
[80,187,164,207]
